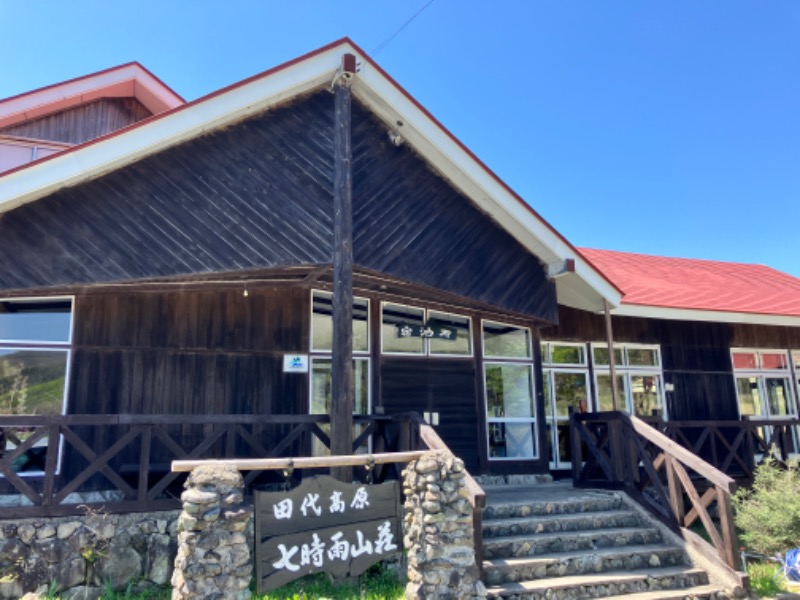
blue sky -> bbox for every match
[2,2,799,276]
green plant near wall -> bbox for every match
[733,454,800,556]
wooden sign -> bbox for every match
[395,322,458,341]
[255,476,401,592]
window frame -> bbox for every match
[309,290,370,355]
[482,319,537,462]
[0,296,74,478]
[380,301,473,359]
[590,342,666,418]
[732,348,796,421]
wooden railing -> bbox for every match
[0,410,486,571]
[571,411,741,572]
[0,413,410,517]
[641,417,800,483]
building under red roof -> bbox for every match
[580,247,800,325]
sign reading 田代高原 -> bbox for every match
[254,475,401,592]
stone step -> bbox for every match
[601,585,728,600]
[484,492,623,521]
[483,544,688,582]
[485,567,710,599]
[482,509,643,538]
[483,526,663,559]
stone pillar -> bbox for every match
[402,449,486,599]
[171,465,253,600]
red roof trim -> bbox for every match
[0,61,185,105]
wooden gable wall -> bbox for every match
[0,92,336,291]
[0,90,555,321]
[0,98,153,144]
[351,100,556,322]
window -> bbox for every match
[483,321,537,460]
[734,348,799,455]
[0,297,73,475]
[309,291,370,455]
[541,342,591,469]
[592,343,664,417]
[381,303,472,357]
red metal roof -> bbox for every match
[579,248,800,317]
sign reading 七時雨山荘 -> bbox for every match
[255,475,401,592]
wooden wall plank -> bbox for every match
[0,98,152,144]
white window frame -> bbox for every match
[732,348,796,420]
[541,341,591,469]
[310,290,370,355]
[590,342,666,418]
[483,319,537,461]
[0,296,74,477]
[380,302,473,358]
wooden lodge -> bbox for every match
[1,39,799,518]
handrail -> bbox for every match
[172,451,428,472]
[571,410,742,574]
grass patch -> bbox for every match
[255,565,405,600]
[746,560,786,598]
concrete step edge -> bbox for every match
[483,543,687,567]
[484,566,708,591]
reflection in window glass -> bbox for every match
[596,375,627,412]
[550,345,586,365]
[487,422,535,459]
[309,358,370,455]
[630,375,661,417]
[553,372,589,416]
[628,348,659,367]
[732,352,758,370]
[762,353,789,370]
[381,304,424,354]
[766,378,792,417]
[428,311,471,356]
[485,364,534,418]
[483,322,531,359]
[311,292,368,352]
[0,300,72,344]
[593,347,624,367]
[0,349,68,416]
[736,377,761,417]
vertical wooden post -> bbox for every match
[603,299,620,411]
[717,484,741,569]
[330,62,355,482]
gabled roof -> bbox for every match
[582,248,800,326]
[0,38,620,313]
[0,62,185,130]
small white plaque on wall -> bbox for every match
[283,354,309,373]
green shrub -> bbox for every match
[746,561,785,597]
[733,455,800,556]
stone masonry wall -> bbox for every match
[0,509,179,599]
[171,464,253,600]
[403,449,486,599]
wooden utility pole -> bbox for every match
[330,56,356,481]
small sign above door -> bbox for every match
[395,323,457,341]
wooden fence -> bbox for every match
[0,410,484,567]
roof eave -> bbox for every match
[613,303,800,327]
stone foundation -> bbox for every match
[403,449,486,599]
[0,509,179,599]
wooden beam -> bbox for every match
[330,64,355,481]
[603,299,620,411]
[172,451,428,472]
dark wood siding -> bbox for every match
[0,92,336,292]
[540,305,800,421]
[69,286,308,416]
[381,357,480,473]
[0,98,152,144]
[351,100,556,322]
